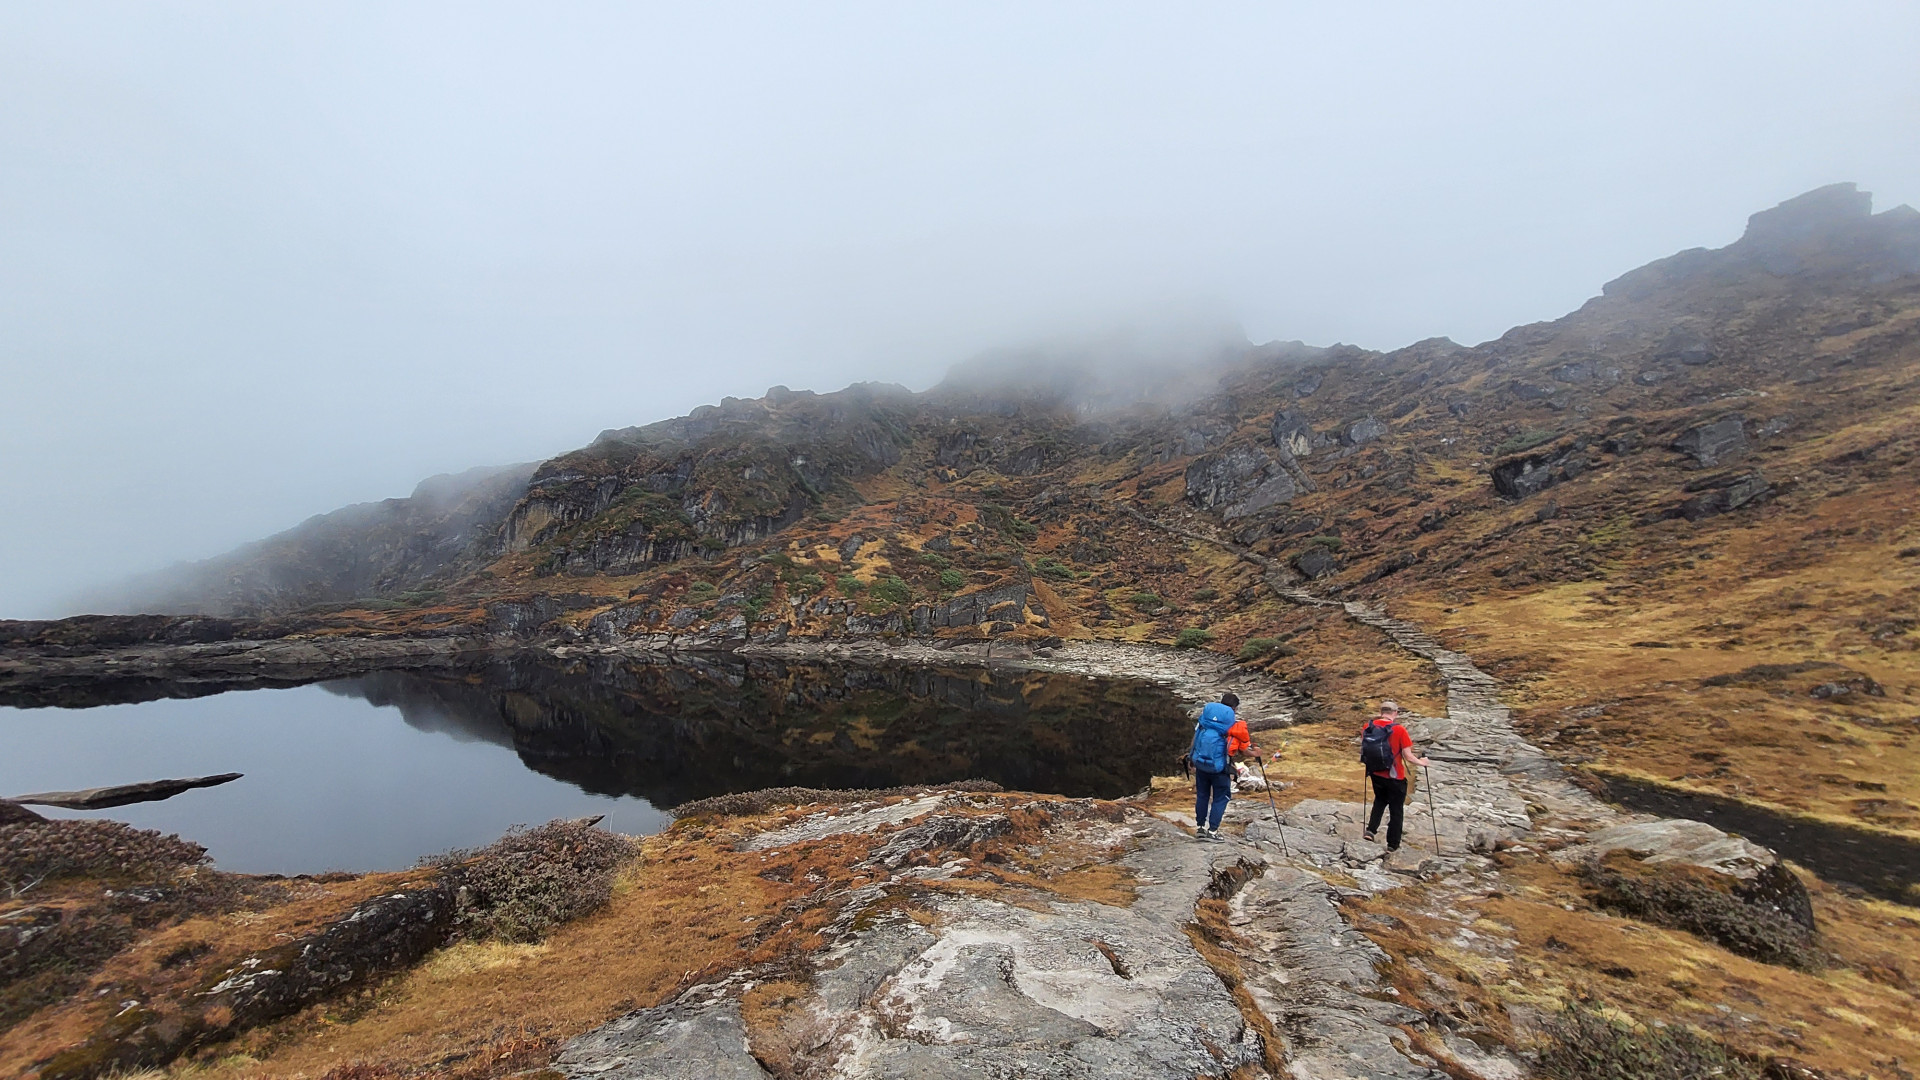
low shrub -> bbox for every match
[1129,591,1163,611]
[1581,853,1819,969]
[1238,636,1280,660]
[837,574,866,594]
[917,551,952,569]
[1538,1003,1767,1080]
[1306,535,1343,551]
[793,573,826,594]
[1174,628,1214,650]
[1,820,208,885]
[686,581,719,601]
[1032,557,1076,581]
[431,820,636,945]
[1191,587,1219,601]
[1495,429,1559,456]
[938,569,966,592]
[869,576,914,606]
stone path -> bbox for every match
[557,509,1806,1080]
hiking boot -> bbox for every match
[1200,829,1225,843]
[1363,831,1377,843]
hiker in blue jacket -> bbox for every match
[1190,692,1253,842]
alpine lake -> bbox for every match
[0,655,1192,874]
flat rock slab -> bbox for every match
[10,772,242,809]
[739,795,947,851]
[1556,818,1778,879]
[557,996,770,1079]
[1230,867,1452,1080]
[811,894,1263,1077]
[560,815,1279,1080]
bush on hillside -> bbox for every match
[1,820,208,886]
[1174,628,1214,650]
[1538,1003,1767,1080]
[869,576,913,606]
[1581,854,1820,969]
[1495,429,1559,456]
[430,820,636,945]
[1032,556,1075,581]
[1238,637,1281,660]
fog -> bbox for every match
[3,3,1917,618]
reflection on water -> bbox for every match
[1,654,1188,873]
[325,653,1191,806]
[1599,773,1920,907]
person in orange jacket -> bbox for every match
[1190,691,1256,842]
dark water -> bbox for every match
[0,655,1188,874]
[1598,774,1920,906]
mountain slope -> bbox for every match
[82,182,1920,845]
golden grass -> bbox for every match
[1395,477,1920,836]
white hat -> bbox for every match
[1380,700,1399,713]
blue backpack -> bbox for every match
[1190,702,1236,773]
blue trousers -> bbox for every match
[1194,768,1232,830]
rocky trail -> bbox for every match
[550,515,1810,1078]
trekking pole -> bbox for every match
[1254,756,1290,858]
[1424,764,1442,856]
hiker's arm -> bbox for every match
[1402,744,1431,769]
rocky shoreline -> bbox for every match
[1,623,1310,726]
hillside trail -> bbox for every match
[1122,506,1804,1074]
[551,512,1773,1080]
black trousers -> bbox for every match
[1367,774,1406,849]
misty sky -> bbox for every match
[4,3,1918,618]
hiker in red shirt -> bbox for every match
[1361,700,1429,853]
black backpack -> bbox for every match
[1359,721,1398,774]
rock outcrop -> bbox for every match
[1671,415,1749,468]
[1184,446,1297,519]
